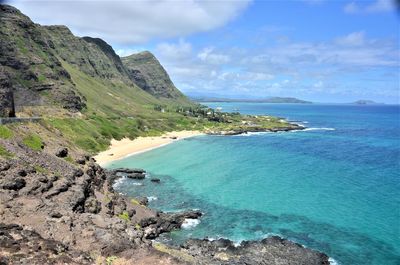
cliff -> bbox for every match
[122,51,186,100]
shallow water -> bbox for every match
[108,103,400,265]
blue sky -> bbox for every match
[8,0,400,103]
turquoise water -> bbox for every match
[109,103,400,265]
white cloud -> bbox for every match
[197,47,231,64]
[115,48,141,57]
[156,39,192,60]
[335,31,366,46]
[155,32,398,100]
[7,0,251,44]
[344,0,396,14]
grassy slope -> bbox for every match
[45,62,205,153]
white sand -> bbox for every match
[94,130,203,166]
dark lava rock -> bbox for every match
[150,178,160,183]
[126,172,146,179]
[75,156,86,165]
[1,177,26,190]
[113,168,145,174]
[84,197,101,214]
[0,161,11,171]
[17,169,27,177]
[127,208,136,217]
[55,147,68,157]
[49,211,62,218]
[0,223,91,264]
[137,197,149,206]
[181,236,330,265]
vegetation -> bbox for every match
[130,199,140,205]
[0,144,13,158]
[0,126,13,139]
[105,256,118,265]
[34,165,48,174]
[117,211,130,222]
[22,134,43,151]
[153,242,194,263]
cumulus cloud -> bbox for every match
[156,39,192,60]
[153,31,398,100]
[197,47,231,64]
[344,0,396,14]
[335,31,366,46]
[7,0,251,44]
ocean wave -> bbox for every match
[329,257,340,265]
[147,196,158,201]
[303,127,335,131]
[181,218,200,229]
[131,182,143,186]
[112,176,126,189]
[233,131,274,137]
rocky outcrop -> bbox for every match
[181,237,329,265]
[0,223,92,264]
[0,71,15,118]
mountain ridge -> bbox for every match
[192,96,312,104]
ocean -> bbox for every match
[107,103,400,265]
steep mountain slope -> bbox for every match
[122,51,186,100]
[0,5,85,114]
[0,4,192,119]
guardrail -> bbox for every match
[0,117,42,125]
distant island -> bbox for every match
[352,100,383,105]
[192,96,312,104]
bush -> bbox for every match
[117,211,130,222]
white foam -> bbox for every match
[303,127,335,131]
[329,257,340,265]
[131,182,143,186]
[112,176,127,189]
[147,196,158,201]
[234,131,274,137]
[181,218,200,229]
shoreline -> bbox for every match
[94,130,204,166]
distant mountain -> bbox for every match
[352,100,382,105]
[192,96,312,104]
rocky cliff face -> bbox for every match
[122,51,185,99]
[0,5,85,113]
[0,71,15,117]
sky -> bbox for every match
[6,0,400,103]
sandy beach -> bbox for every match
[94,130,203,166]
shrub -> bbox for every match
[117,211,130,222]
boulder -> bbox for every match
[1,177,26,190]
[55,147,68,158]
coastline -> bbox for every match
[94,130,204,166]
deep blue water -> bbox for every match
[108,103,400,265]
